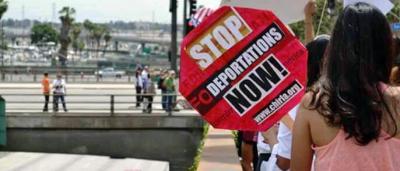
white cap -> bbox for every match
[344,0,394,15]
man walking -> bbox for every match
[41,73,50,112]
[53,74,67,112]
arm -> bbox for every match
[290,95,314,171]
[304,0,316,44]
[261,125,278,150]
[63,80,67,95]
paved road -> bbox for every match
[0,152,169,171]
[198,127,241,171]
[0,83,195,115]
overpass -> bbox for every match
[4,28,183,46]
[0,83,206,171]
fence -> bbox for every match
[0,66,140,83]
[0,93,194,116]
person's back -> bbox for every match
[300,86,400,171]
[291,3,400,171]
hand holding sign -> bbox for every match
[180,7,308,131]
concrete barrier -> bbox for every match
[1,114,205,171]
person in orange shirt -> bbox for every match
[42,73,50,112]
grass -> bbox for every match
[188,123,210,171]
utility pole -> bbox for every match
[170,0,178,72]
[183,0,187,35]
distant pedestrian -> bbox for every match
[163,70,176,112]
[158,70,168,109]
[52,74,67,112]
[41,73,50,112]
[135,68,143,107]
[143,74,156,114]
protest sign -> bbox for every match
[180,6,308,131]
[220,0,309,24]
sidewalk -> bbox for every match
[198,127,241,171]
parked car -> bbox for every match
[95,68,125,78]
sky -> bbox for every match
[3,0,221,23]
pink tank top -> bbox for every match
[312,129,400,171]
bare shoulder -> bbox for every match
[386,85,400,97]
[297,92,337,146]
[297,92,321,120]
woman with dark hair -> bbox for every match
[292,3,400,171]
[390,37,400,85]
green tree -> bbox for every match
[58,6,75,66]
[388,2,400,23]
[92,25,106,57]
[0,0,7,48]
[289,0,343,42]
[71,23,82,54]
[30,23,58,44]
[0,0,7,20]
[103,30,112,54]
[83,19,96,48]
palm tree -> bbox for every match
[58,6,75,67]
[92,26,104,57]
[103,30,112,56]
[71,23,82,55]
[83,19,95,49]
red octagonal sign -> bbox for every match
[179,6,308,131]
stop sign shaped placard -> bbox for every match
[180,6,308,131]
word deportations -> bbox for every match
[224,55,289,115]
[206,24,284,98]
[187,7,252,70]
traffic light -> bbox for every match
[189,0,197,16]
[186,0,197,34]
[170,0,177,12]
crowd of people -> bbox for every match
[134,66,178,114]
[39,66,178,114]
[237,1,400,171]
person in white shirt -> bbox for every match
[256,129,273,171]
[141,66,149,90]
[52,74,67,112]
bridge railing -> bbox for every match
[0,66,138,83]
[0,93,194,116]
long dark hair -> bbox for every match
[309,3,396,145]
[306,35,330,88]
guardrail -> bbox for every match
[0,93,194,116]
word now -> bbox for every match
[224,55,288,115]
[188,9,252,70]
